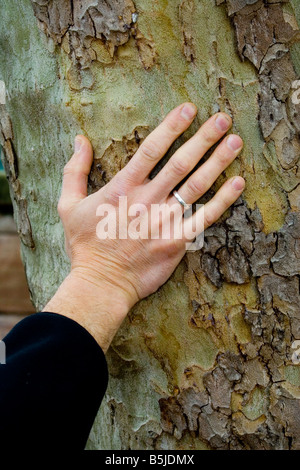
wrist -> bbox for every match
[43,270,134,352]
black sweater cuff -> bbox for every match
[0,312,108,450]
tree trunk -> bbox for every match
[1,0,300,450]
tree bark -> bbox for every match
[1,0,300,450]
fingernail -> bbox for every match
[227,134,243,151]
[75,136,82,153]
[231,176,245,191]
[181,103,197,121]
[215,114,231,132]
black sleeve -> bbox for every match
[0,312,108,451]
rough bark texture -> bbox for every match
[1,0,300,450]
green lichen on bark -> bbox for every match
[0,0,300,450]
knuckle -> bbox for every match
[57,198,71,217]
[139,139,161,162]
[204,209,216,228]
[63,162,81,177]
[216,193,231,209]
[186,177,206,197]
[169,157,189,177]
[104,176,129,205]
[216,151,232,167]
[63,162,73,176]
[200,126,217,145]
[57,199,67,216]
[166,237,183,255]
[165,117,184,135]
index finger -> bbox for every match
[124,102,197,184]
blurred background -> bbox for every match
[0,147,35,339]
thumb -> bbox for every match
[59,135,94,208]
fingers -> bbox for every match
[148,112,232,200]
[58,135,93,213]
[124,103,197,183]
[183,176,245,242]
[169,133,243,207]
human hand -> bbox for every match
[44,103,244,351]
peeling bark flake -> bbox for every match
[31,0,136,46]
[179,0,196,63]
[31,0,137,65]
[31,1,159,71]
